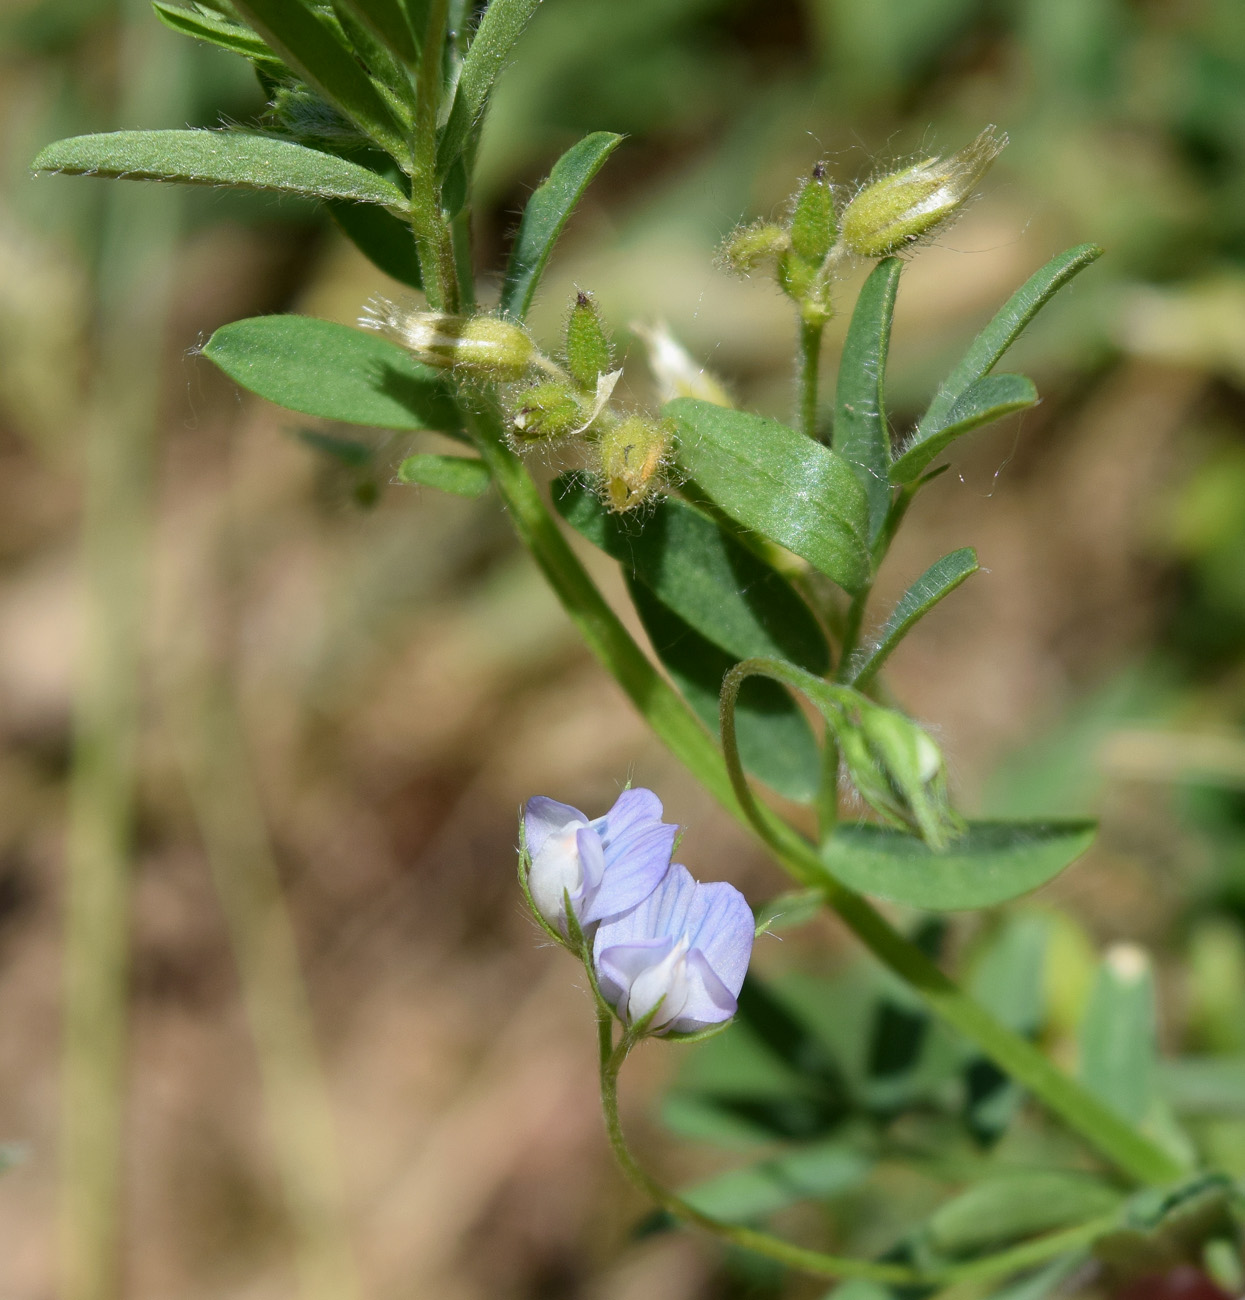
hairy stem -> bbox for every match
[409,0,458,310]
[796,316,825,439]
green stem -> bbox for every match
[409,0,458,310]
[817,733,839,847]
[468,398,1183,1187]
[599,1007,1117,1282]
[837,584,870,678]
[796,316,825,440]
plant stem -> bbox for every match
[599,1006,1119,1282]
[469,398,1183,1187]
[796,316,825,439]
[60,14,187,1299]
[409,0,458,310]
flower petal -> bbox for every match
[682,880,754,1001]
[596,936,676,1018]
[667,948,738,1033]
[583,822,675,922]
[524,796,587,861]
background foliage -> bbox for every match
[1,0,1244,1296]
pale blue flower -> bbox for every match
[524,788,677,933]
[593,863,753,1035]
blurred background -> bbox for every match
[1,0,1244,1295]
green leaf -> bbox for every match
[327,199,422,287]
[675,1141,870,1223]
[436,0,542,176]
[919,243,1102,435]
[666,399,871,595]
[334,0,417,63]
[396,452,490,497]
[499,132,624,320]
[851,548,979,688]
[31,130,409,207]
[833,256,901,542]
[927,1171,1122,1256]
[232,0,405,153]
[553,475,829,671]
[628,584,821,802]
[203,315,460,431]
[152,3,286,71]
[891,373,1038,484]
[818,821,1097,911]
[1080,947,1158,1126]
[1159,1057,1245,1116]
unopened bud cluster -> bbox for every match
[720,127,1006,321]
[832,697,962,849]
[363,289,673,513]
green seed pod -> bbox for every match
[596,416,673,513]
[719,222,790,276]
[510,380,584,442]
[789,162,837,266]
[840,127,1006,259]
[565,290,613,391]
[360,300,538,381]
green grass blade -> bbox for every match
[32,130,410,207]
[851,548,979,688]
[917,242,1102,436]
[833,257,901,542]
[499,131,623,319]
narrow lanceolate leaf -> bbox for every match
[891,373,1037,484]
[335,0,417,64]
[327,200,422,287]
[921,244,1101,432]
[152,3,285,72]
[851,548,979,688]
[203,316,460,431]
[396,452,490,497]
[500,132,623,320]
[1080,947,1158,1126]
[834,257,901,542]
[667,399,871,595]
[232,0,406,154]
[31,131,409,208]
[436,0,542,176]
[553,475,828,671]
[628,585,821,803]
[819,821,1097,911]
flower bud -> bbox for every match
[510,380,584,442]
[596,415,673,513]
[840,127,1007,259]
[837,702,962,849]
[789,162,837,267]
[719,221,790,276]
[360,299,537,380]
[565,290,613,392]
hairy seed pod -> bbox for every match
[596,416,673,513]
[841,127,1006,259]
[510,381,584,442]
[360,300,537,380]
[719,222,790,276]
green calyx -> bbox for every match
[566,290,614,392]
[510,380,585,442]
[596,415,674,513]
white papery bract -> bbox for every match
[523,788,678,934]
[593,864,754,1035]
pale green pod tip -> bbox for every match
[841,126,1007,259]
[565,289,614,392]
[360,299,538,381]
[719,221,790,276]
[596,415,674,513]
